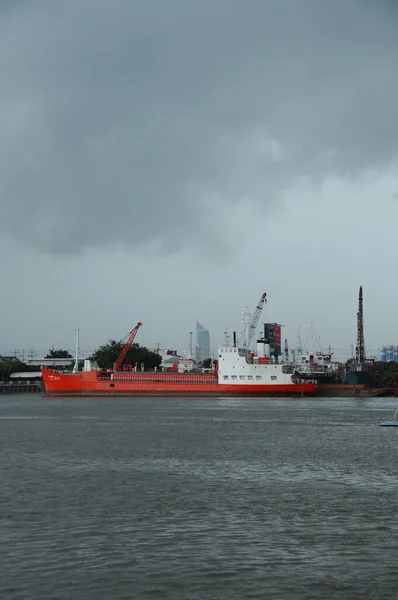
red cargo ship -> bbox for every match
[42,295,316,398]
[42,364,316,397]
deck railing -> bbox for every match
[97,373,217,384]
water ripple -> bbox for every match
[0,395,397,599]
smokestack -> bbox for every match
[233,331,237,348]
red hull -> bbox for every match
[42,369,317,397]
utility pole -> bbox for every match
[189,332,193,360]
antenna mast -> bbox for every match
[355,286,365,364]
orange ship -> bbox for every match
[42,331,316,398]
[42,296,317,398]
[42,367,316,397]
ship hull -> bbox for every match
[316,384,390,397]
[42,370,316,397]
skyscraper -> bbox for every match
[196,322,210,362]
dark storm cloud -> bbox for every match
[1,0,397,253]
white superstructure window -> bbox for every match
[271,376,277,380]
[223,375,229,380]
[255,375,262,380]
[239,375,245,380]
[231,375,237,380]
[248,375,253,380]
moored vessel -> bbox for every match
[42,347,316,397]
[42,293,316,398]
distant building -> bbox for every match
[0,356,23,363]
[25,358,74,368]
[10,372,42,380]
[157,349,178,363]
[196,322,210,362]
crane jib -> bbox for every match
[240,293,267,350]
[114,321,142,371]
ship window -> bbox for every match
[223,375,229,380]
[239,375,245,380]
[282,366,294,374]
[110,383,115,387]
[255,375,262,380]
[271,376,277,380]
[231,375,237,380]
[247,375,253,380]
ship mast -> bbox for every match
[73,326,79,373]
[355,286,365,364]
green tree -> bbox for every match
[0,359,23,380]
[91,341,162,371]
[46,348,73,359]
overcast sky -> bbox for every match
[1,0,398,360]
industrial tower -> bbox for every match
[355,286,365,364]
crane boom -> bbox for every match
[114,321,142,371]
[241,293,267,349]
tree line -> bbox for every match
[0,340,162,380]
[91,340,162,370]
[1,340,216,380]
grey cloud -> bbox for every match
[1,0,398,254]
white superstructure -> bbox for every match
[217,342,296,385]
[295,350,338,377]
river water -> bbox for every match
[0,395,397,599]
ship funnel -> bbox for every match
[256,341,265,358]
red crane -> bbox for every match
[114,321,142,371]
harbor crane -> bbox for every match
[114,321,142,371]
[240,293,267,350]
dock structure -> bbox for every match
[0,382,42,394]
